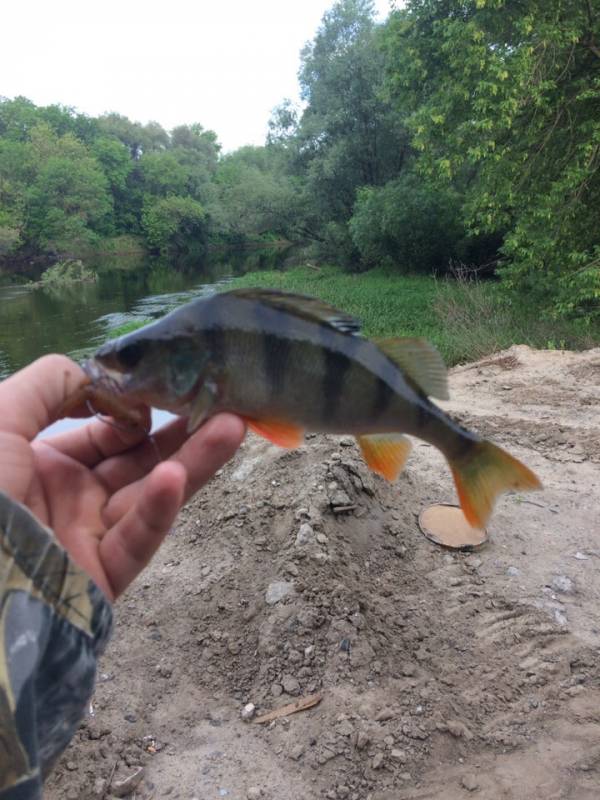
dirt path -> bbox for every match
[47,345,600,800]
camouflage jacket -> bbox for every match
[0,492,113,799]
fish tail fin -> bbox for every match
[449,440,541,528]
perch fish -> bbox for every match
[67,288,541,527]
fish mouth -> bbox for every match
[82,358,127,395]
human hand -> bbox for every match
[0,355,245,601]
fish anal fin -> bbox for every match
[376,337,449,400]
[357,433,412,482]
[246,417,305,448]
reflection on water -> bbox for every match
[0,258,239,380]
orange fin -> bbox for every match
[450,440,542,528]
[246,418,304,448]
[357,434,412,481]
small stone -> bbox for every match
[296,523,315,546]
[241,703,256,721]
[247,789,262,800]
[391,749,407,762]
[271,682,283,697]
[336,786,350,798]
[65,761,77,771]
[551,575,575,594]
[289,744,304,761]
[460,774,480,792]
[112,767,145,797]
[383,735,394,747]
[339,436,354,447]
[401,663,416,677]
[316,533,329,545]
[93,778,107,797]
[375,707,395,722]
[506,566,520,577]
[285,562,299,577]
[372,752,384,770]
[282,675,301,695]
[331,489,352,507]
[355,731,370,750]
[265,581,294,605]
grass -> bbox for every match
[228,266,599,365]
[105,264,600,366]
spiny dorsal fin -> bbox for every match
[229,288,362,335]
[376,337,449,400]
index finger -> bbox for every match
[0,355,89,441]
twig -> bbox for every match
[253,693,322,724]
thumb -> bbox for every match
[0,355,87,440]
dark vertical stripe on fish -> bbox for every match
[262,333,289,395]
[252,300,291,395]
[204,322,225,364]
[322,347,352,422]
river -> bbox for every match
[0,254,277,435]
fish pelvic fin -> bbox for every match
[450,441,542,528]
[246,417,305,448]
[357,433,412,481]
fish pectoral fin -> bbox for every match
[357,433,412,481]
[246,417,305,448]
[186,381,218,433]
[375,337,449,400]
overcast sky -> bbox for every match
[2,0,392,152]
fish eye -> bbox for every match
[117,341,145,369]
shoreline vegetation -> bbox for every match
[110,265,600,368]
[2,0,599,325]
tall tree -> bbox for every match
[383,0,600,315]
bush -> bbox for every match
[349,173,465,274]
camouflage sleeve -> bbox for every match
[0,491,113,799]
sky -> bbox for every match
[2,0,392,153]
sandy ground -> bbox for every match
[46,345,600,800]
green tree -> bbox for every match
[142,195,207,255]
[383,0,600,316]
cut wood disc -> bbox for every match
[418,504,488,550]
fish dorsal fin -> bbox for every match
[229,288,362,335]
[376,337,449,400]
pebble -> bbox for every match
[241,703,256,721]
[551,574,575,594]
[112,767,145,797]
[339,436,354,447]
[271,682,283,697]
[247,789,262,800]
[391,749,407,762]
[289,744,305,760]
[330,489,352,507]
[282,675,301,695]
[460,774,480,792]
[375,707,395,722]
[506,566,520,577]
[296,523,315,546]
[265,581,295,605]
[372,752,384,770]
[355,731,370,750]
[401,662,416,677]
[65,761,77,771]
